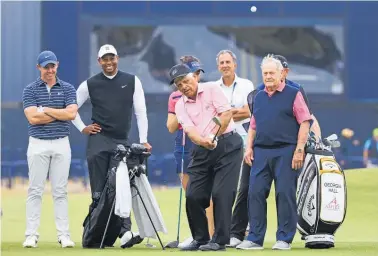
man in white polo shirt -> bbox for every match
[216,50,254,143]
[215,49,254,247]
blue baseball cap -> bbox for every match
[169,64,192,85]
[273,54,289,68]
[185,61,205,73]
[37,50,58,67]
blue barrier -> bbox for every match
[2,145,367,189]
[1,147,181,188]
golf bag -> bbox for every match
[82,144,149,248]
[296,135,347,249]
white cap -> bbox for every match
[98,44,118,58]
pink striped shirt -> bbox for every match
[249,82,311,130]
[175,82,235,137]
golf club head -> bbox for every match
[329,140,341,148]
[164,240,179,248]
[325,134,338,141]
[114,144,128,160]
[212,116,221,126]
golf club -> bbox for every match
[325,134,338,141]
[322,133,341,149]
[164,132,186,249]
[211,116,222,143]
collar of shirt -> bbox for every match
[263,81,285,96]
[183,82,205,103]
[218,73,239,87]
[103,70,118,79]
[37,77,62,87]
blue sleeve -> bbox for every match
[64,83,78,107]
[364,139,372,150]
[22,86,37,109]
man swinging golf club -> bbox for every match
[170,63,243,251]
[165,56,216,248]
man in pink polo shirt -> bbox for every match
[166,55,216,248]
[169,63,243,251]
[237,55,311,251]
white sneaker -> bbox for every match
[272,241,291,250]
[58,236,75,248]
[226,237,242,248]
[236,240,264,250]
[178,236,194,249]
[23,235,38,248]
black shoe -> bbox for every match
[121,232,144,249]
[132,235,144,245]
[180,240,206,251]
[199,242,226,251]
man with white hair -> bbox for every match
[237,55,311,250]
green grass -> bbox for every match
[2,168,378,255]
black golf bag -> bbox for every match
[296,136,347,249]
[82,144,149,248]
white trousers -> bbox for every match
[25,136,71,239]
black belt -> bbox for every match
[32,135,67,140]
[217,130,236,140]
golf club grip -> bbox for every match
[212,126,221,143]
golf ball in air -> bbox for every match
[250,6,257,12]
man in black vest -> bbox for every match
[72,44,151,248]
[236,55,311,250]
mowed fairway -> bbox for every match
[2,168,378,256]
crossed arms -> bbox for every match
[24,105,78,125]
[23,84,78,125]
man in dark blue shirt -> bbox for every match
[228,54,322,248]
[237,55,311,250]
[22,50,78,248]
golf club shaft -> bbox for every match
[100,195,117,249]
[177,132,185,241]
[132,184,165,250]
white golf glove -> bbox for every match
[208,134,218,150]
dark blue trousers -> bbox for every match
[247,145,298,246]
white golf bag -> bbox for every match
[296,134,347,249]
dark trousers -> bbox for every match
[86,133,131,237]
[247,145,299,246]
[186,132,243,245]
[230,162,251,240]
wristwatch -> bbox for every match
[295,148,304,153]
